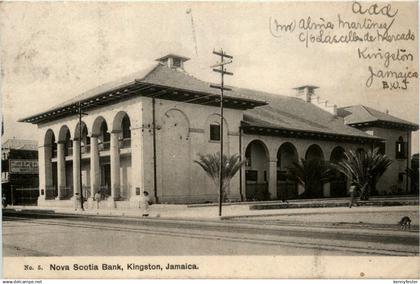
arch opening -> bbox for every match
[98,121,110,151]
[245,140,270,201]
[305,144,324,161]
[75,122,90,153]
[277,142,299,200]
[63,128,72,157]
[120,114,131,148]
[303,144,326,198]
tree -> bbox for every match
[287,159,333,198]
[331,148,392,200]
[194,152,245,201]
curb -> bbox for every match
[4,208,418,241]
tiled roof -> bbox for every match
[241,92,379,140]
[337,105,418,130]
[19,62,388,140]
[37,64,160,114]
[137,66,382,140]
[19,64,266,123]
[141,64,259,102]
[1,138,38,150]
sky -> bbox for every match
[0,1,418,151]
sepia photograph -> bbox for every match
[0,0,419,279]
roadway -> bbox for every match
[2,210,418,256]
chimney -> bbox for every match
[294,85,338,116]
[156,54,190,70]
[294,85,319,103]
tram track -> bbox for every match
[4,215,418,256]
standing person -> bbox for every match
[349,182,358,208]
[94,190,101,210]
[139,191,152,217]
[74,193,79,211]
[2,194,7,208]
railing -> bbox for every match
[65,147,73,157]
[98,141,110,151]
[60,187,74,199]
[119,138,131,149]
[81,145,91,154]
[45,186,57,200]
[99,185,111,199]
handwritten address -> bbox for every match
[269,1,418,91]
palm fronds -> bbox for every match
[287,159,333,198]
[331,148,392,200]
[194,152,245,199]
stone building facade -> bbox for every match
[19,54,418,208]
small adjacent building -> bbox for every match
[1,139,39,205]
[337,105,419,195]
[18,54,418,208]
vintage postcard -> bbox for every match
[1,0,419,279]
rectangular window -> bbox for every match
[396,141,408,159]
[210,124,221,141]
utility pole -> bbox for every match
[210,49,233,217]
[76,101,88,211]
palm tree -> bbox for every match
[287,159,333,198]
[332,148,392,200]
[194,152,245,201]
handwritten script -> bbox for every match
[269,1,418,91]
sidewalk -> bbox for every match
[5,202,419,224]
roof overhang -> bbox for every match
[241,122,383,143]
[19,82,267,124]
[155,54,190,62]
[348,120,419,131]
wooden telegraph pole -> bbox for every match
[210,49,233,217]
[76,101,88,211]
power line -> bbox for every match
[210,48,233,217]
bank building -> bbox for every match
[19,54,418,208]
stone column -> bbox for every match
[56,142,66,200]
[110,131,121,205]
[90,136,100,202]
[130,128,142,203]
[72,139,81,199]
[268,160,278,200]
[38,145,52,202]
